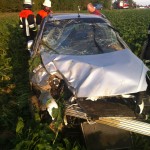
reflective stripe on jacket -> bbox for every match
[19,9,36,37]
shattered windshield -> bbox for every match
[40,18,126,55]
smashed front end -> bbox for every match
[30,15,150,137]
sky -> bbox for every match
[134,0,150,6]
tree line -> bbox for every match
[0,0,112,12]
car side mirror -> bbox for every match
[140,40,150,60]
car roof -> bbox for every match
[46,13,109,24]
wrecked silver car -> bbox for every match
[30,14,150,149]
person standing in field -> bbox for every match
[36,0,53,29]
[87,3,101,16]
[19,0,37,56]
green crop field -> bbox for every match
[0,9,150,149]
[103,9,150,56]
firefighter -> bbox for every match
[36,0,53,29]
[87,3,101,16]
[19,0,37,56]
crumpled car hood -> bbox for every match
[40,49,149,97]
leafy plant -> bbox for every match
[103,9,150,56]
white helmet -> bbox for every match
[43,0,51,7]
[24,0,32,5]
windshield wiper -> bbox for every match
[107,25,119,33]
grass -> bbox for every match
[0,11,85,150]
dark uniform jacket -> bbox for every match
[19,9,36,41]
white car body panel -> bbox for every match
[41,49,149,97]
